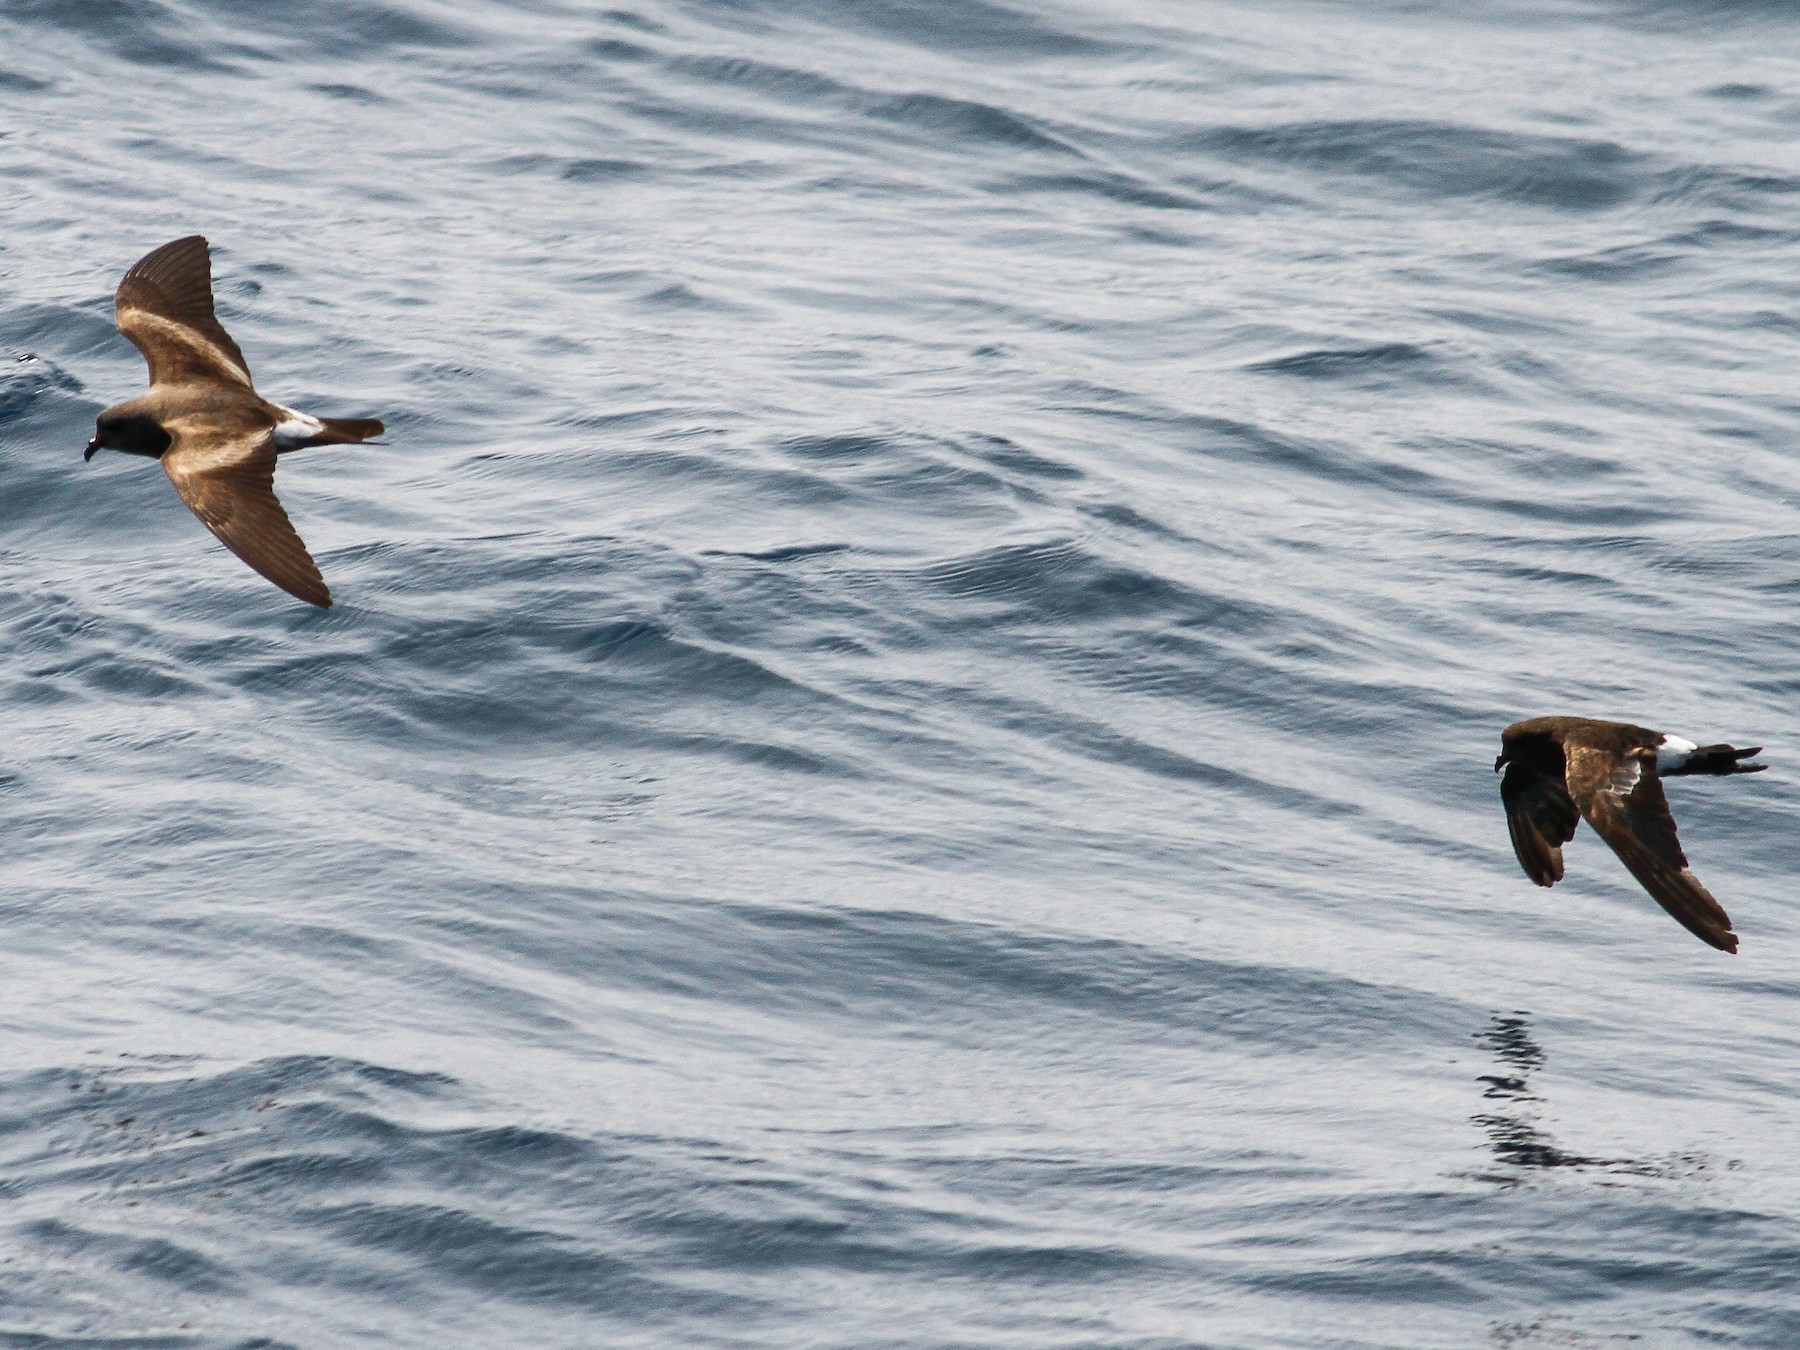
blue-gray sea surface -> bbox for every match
[4,1,1800,1345]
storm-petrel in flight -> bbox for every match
[1496,716,1766,953]
[84,236,385,608]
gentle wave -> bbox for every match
[4,0,1800,1344]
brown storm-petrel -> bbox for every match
[84,236,385,608]
[1496,715,1767,953]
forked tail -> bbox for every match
[1665,743,1766,776]
[311,416,386,445]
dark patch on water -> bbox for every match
[1468,1015,1712,1182]
[1246,341,1443,381]
[1195,119,1647,211]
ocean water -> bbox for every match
[3,0,1800,1344]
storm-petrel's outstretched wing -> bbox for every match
[161,416,330,608]
[1562,734,1738,953]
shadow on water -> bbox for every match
[1468,1014,1710,1184]
[1490,1315,1649,1347]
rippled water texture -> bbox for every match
[4,0,1800,1345]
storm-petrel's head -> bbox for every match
[85,408,171,461]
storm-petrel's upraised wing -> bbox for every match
[114,235,253,388]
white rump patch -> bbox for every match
[272,405,325,450]
[1656,735,1698,772]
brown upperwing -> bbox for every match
[115,236,254,388]
[1563,739,1738,953]
[1500,756,1580,887]
[161,416,330,608]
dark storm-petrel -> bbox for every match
[1495,716,1766,953]
[84,236,385,608]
